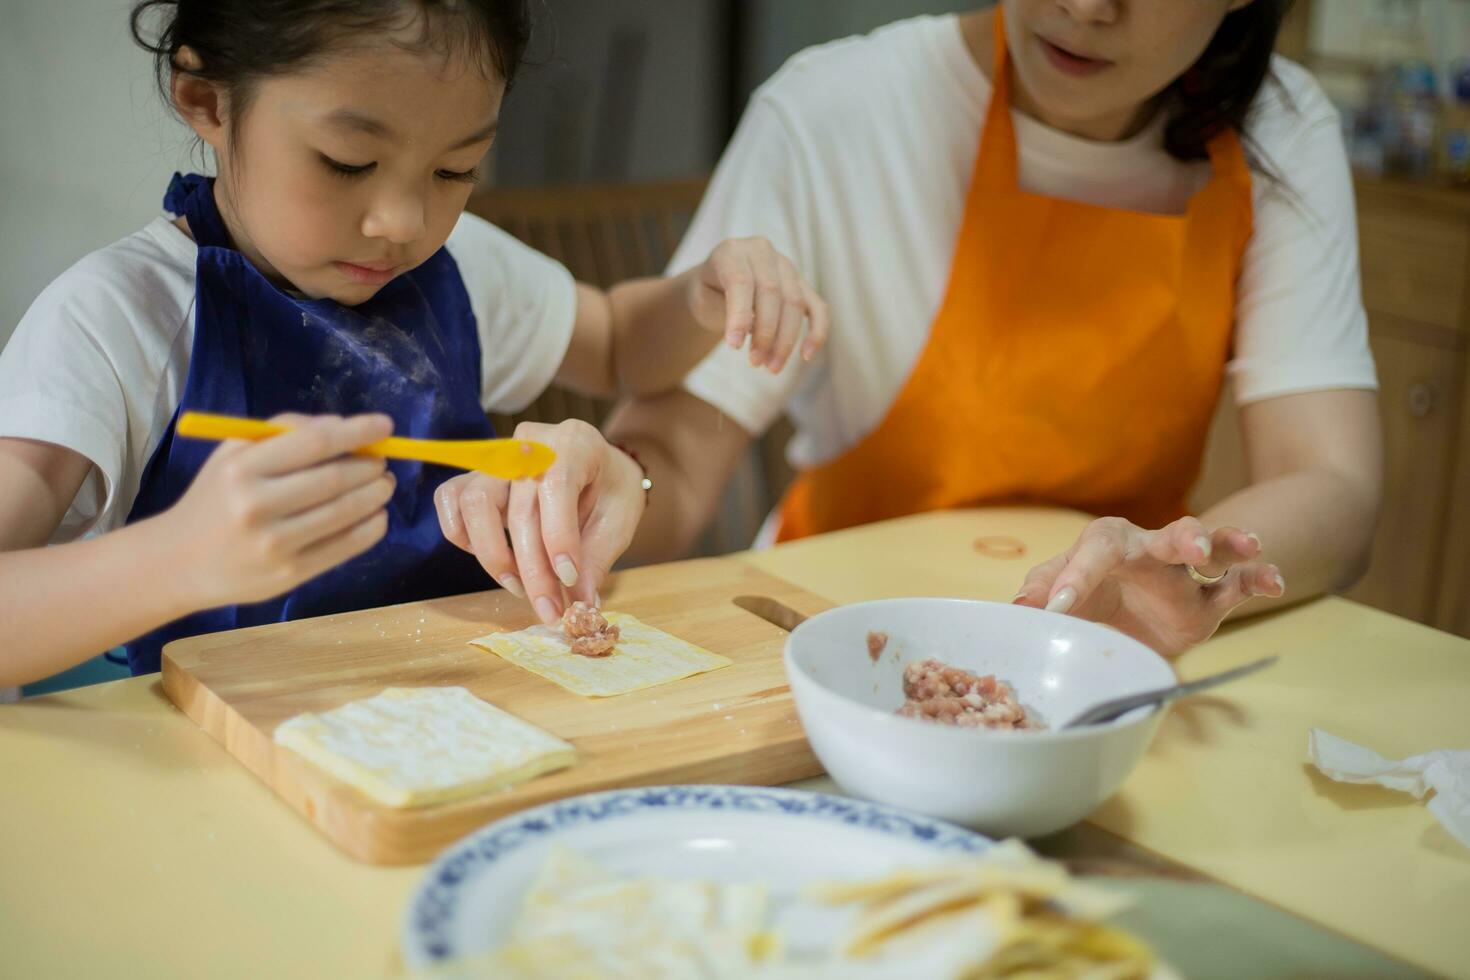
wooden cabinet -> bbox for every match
[1438,384,1470,636]
[1353,330,1463,622]
[1192,177,1470,637]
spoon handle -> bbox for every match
[175,412,555,479]
[1064,655,1279,728]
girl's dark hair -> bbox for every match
[1163,0,1293,164]
[131,1,531,129]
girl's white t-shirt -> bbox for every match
[673,14,1378,471]
[0,211,576,541]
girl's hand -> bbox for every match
[1012,516,1286,656]
[435,419,645,625]
[686,236,830,374]
[164,413,396,608]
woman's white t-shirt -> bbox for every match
[0,211,576,541]
[673,14,1377,471]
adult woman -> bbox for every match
[603,0,1382,655]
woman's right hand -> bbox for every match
[161,413,397,609]
[435,419,647,625]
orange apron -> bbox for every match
[777,11,1253,542]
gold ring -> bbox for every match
[1186,565,1226,587]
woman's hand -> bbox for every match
[165,413,396,608]
[685,236,829,374]
[1012,516,1286,656]
[435,419,645,624]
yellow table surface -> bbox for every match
[746,508,1470,978]
[2,508,1466,978]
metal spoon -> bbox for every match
[1060,655,1279,728]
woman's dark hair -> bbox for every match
[1164,0,1293,164]
[130,1,531,131]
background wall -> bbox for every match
[0,0,193,348]
[738,0,976,97]
[489,0,729,187]
[0,1,979,348]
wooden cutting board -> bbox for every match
[161,557,832,865]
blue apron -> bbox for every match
[123,173,495,674]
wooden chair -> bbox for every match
[465,179,794,556]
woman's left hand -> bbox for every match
[1012,516,1286,656]
[434,420,646,625]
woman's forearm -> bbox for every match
[1201,467,1379,620]
[605,390,754,564]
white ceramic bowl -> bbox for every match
[784,598,1177,838]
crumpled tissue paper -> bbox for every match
[1308,728,1470,849]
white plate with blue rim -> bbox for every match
[400,784,991,969]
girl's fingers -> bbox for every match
[1046,518,1140,614]
[245,414,393,476]
[259,456,389,518]
[800,282,830,362]
[291,510,391,583]
[768,301,806,375]
[506,479,564,625]
[457,476,521,596]
[704,237,821,365]
[206,411,311,467]
[274,471,396,549]
[206,416,316,470]
[766,258,807,375]
[708,248,756,348]
[748,244,784,368]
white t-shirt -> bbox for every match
[0,211,576,542]
[674,14,1377,471]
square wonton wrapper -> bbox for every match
[273,686,575,808]
[470,612,732,698]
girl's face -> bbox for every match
[1001,0,1251,140]
[196,38,503,304]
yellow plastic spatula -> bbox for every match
[175,412,556,480]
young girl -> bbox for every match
[604,0,1382,656]
[0,0,826,686]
